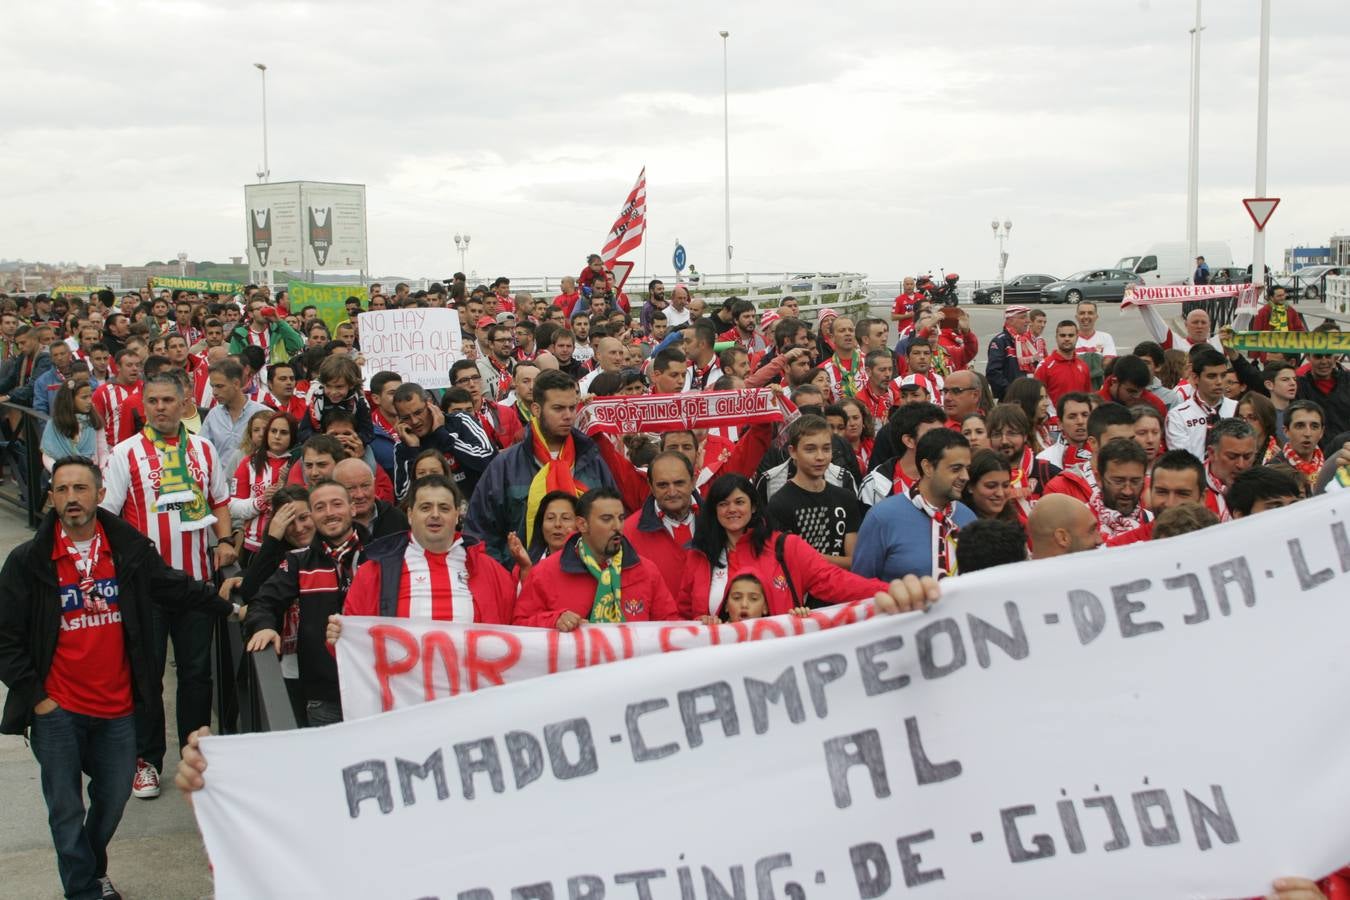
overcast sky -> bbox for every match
[2,0,1346,284]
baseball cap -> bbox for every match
[1004,305,1030,318]
[495,311,516,324]
[475,315,495,329]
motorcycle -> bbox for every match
[917,271,961,307]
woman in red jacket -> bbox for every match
[331,475,516,635]
[677,474,891,620]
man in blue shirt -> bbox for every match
[853,429,977,581]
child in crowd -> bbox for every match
[702,573,810,625]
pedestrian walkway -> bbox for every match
[0,507,214,900]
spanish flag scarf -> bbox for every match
[524,418,587,540]
[577,537,624,623]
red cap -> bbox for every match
[475,315,495,329]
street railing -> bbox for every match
[1325,276,1350,316]
[0,401,50,528]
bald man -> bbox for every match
[1138,305,1222,353]
[1027,494,1101,559]
[580,336,625,393]
[941,369,982,427]
[334,457,408,542]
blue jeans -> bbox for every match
[136,604,214,771]
[30,707,137,900]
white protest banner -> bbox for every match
[1121,283,1259,307]
[359,307,462,389]
[337,602,877,720]
[192,492,1350,899]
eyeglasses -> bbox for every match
[453,374,483,386]
[1104,476,1145,491]
[944,386,977,395]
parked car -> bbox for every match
[972,274,1058,305]
[1039,269,1143,304]
[1210,266,1250,285]
[1273,265,1345,300]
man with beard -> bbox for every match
[1044,402,1137,503]
[852,429,976,581]
[0,458,237,900]
[986,404,1060,517]
[514,487,679,628]
[1086,437,1149,539]
[243,479,365,726]
[1105,449,1206,546]
[475,324,515,401]
[1027,494,1102,558]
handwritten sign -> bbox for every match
[359,308,463,389]
[194,492,1350,899]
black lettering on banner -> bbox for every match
[396,749,449,806]
[803,653,847,718]
[896,830,945,887]
[704,866,748,900]
[1000,805,1055,862]
[678,682,740,748]
[1334,522,1350,571]
[613,869,666,900]
[916,618,966,679]
[968,603,1029,667]
[511,886,552,900]
[1132,789,1181,846]
[1113,579,1162,638]
[744,668,807,734]
[754,853,797,900]
[1209,558,1254,615]
[506,731,545,790]
[342,759,392,818]
[545,718,598,780]
[1056,799,1087,854]
[1083,795,1131,851]
[823,729,890,809]
[849,843,890,899]
[1289,537,1334,590]
[626,699,679,762]
[905,716,962,785]
[568,876,605,900]
[1186,785,1240,850]
[454,738,505,799]
[1165,573,1208,625]
[1068,589,1106,645]
[856,636,911,696]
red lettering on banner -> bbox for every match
[370,624,420,712]
[546,630,560,674]
[709,620,751,645]
[465,630,522,691]
[420,631,462,701]
[584,626,637,667]
[751,618,788,640]
[659,624,702,652]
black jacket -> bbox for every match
[0,509,233,735]
[243,527,368,704]
[368,500,409,542]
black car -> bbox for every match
[972,274,1058,305]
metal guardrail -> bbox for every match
[1325,275,1350,315]
[211,568,299,734]
[0,401,51,528]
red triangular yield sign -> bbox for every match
[1243,197,1280,231]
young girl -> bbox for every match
[703,573,809,625]
[40,378,103,469]
[230,412,297,558]
[300,354,373,443]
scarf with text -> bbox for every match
[144,424,214,530]
[576,537,624,623]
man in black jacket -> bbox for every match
[244,478,367,726]
[1296,351,1350,454]
[0,457,236,900]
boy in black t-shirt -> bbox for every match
[767,414,862,570]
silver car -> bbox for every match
[1039,269,1143,304]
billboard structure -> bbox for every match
[244,181,368,285]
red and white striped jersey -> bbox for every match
[397,538,476,621]
[91,382,141,463]
[229,454,290,552]
[100,431,231,579]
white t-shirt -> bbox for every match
[1075,330,1117,357]
[664,306,692,329]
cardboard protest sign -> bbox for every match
[287,280,361,333]
[337,602,878,719]
[1229,330,1350,356]
[358,308,462,390]
[193,492,1350,899]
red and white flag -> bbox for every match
[601,168,646,267]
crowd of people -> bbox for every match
[0,265,1346,900]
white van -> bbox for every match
[1115,242,1234,285]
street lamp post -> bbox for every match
[176,251,188,278]
[991,220,1012,303]
[719,29,731,277]
[454,234,471,274]
[253,62,270,183]
[1185,1,1204,267]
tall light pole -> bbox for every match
[1251,0,1271,292]
[253,62,270,183]
[992,219,1012,302]
[1186,1,1204,268]
[719,30,731,277]
[176,251,188,277]
[454,233,470,273]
